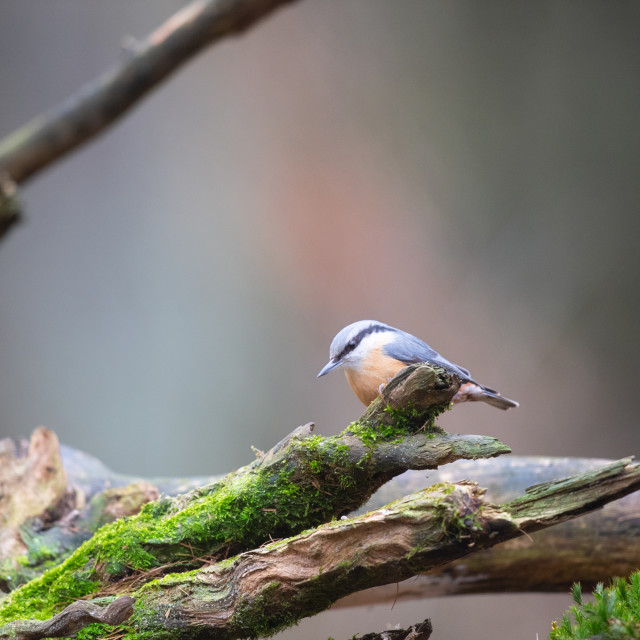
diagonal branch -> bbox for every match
[0,597,135,640]
[0,0,299,185]
[3,459,637,640]
[339,456,640,604]
[0,364,509,623]
[0,0,301,240]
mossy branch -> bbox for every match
[1,597,135,640]
[3,459,638,640]
[341,456,640,604]
[0,364,509,622]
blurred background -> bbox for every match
[1,1,639,638]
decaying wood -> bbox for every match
[0,364,511,618]
[127,459,640,640]
[0,428,69,569]
[338,457,640,604]
[4,430,640,601]
[0,430,161,592]
[361,364,458,427]
[3,459,638,640]
[5,426,639,604]
[1,597,135,640]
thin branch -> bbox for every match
[0,0,300,240]
[0,177,20,240]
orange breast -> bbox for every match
[344,348,407,405]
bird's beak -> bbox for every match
[317,358,342,377]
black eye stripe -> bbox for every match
[337,324,396,360]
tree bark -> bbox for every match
[0,365,508,618]
[4,432,640,601]
[4,431,639,604]
[338,456,640,604]
[2,458,638,640]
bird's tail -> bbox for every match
[453,382,519,411]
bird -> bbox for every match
[317,320,518,410]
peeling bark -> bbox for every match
[3,459,637,640]
[0,428,70,571]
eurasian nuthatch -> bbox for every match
[318,320,518,410]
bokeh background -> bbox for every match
[1,1,639,638]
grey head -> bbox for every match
[317,320,397,377]
[317,319,473,382]
[317,320,519,410]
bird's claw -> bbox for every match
[378,377,393,395]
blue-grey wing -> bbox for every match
[383,331,472,380]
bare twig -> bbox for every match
[0,176,20,241]
[0,0,300,240]
[0,0,299,184]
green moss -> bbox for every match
[382,402,439,431]
[76,623,117,640]
[349,399,449,447]
[0,388,452,626]
[347,420,404,446]
[425,482,456,495]
[230,582,289,638]
[550,572,640,639]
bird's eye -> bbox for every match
[347,339,357,349]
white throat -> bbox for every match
[341,331,395,370]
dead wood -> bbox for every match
[2,459,638,640]
[0,597,134,640]
[338,456,640,604]
[0,364,509,619]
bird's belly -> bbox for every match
[344,353,407,405]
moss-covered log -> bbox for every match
[0,430,161,592]
[2,459,638,640]
[7,432,639,607]
[339,456,640,604]
[0,364,510,621]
